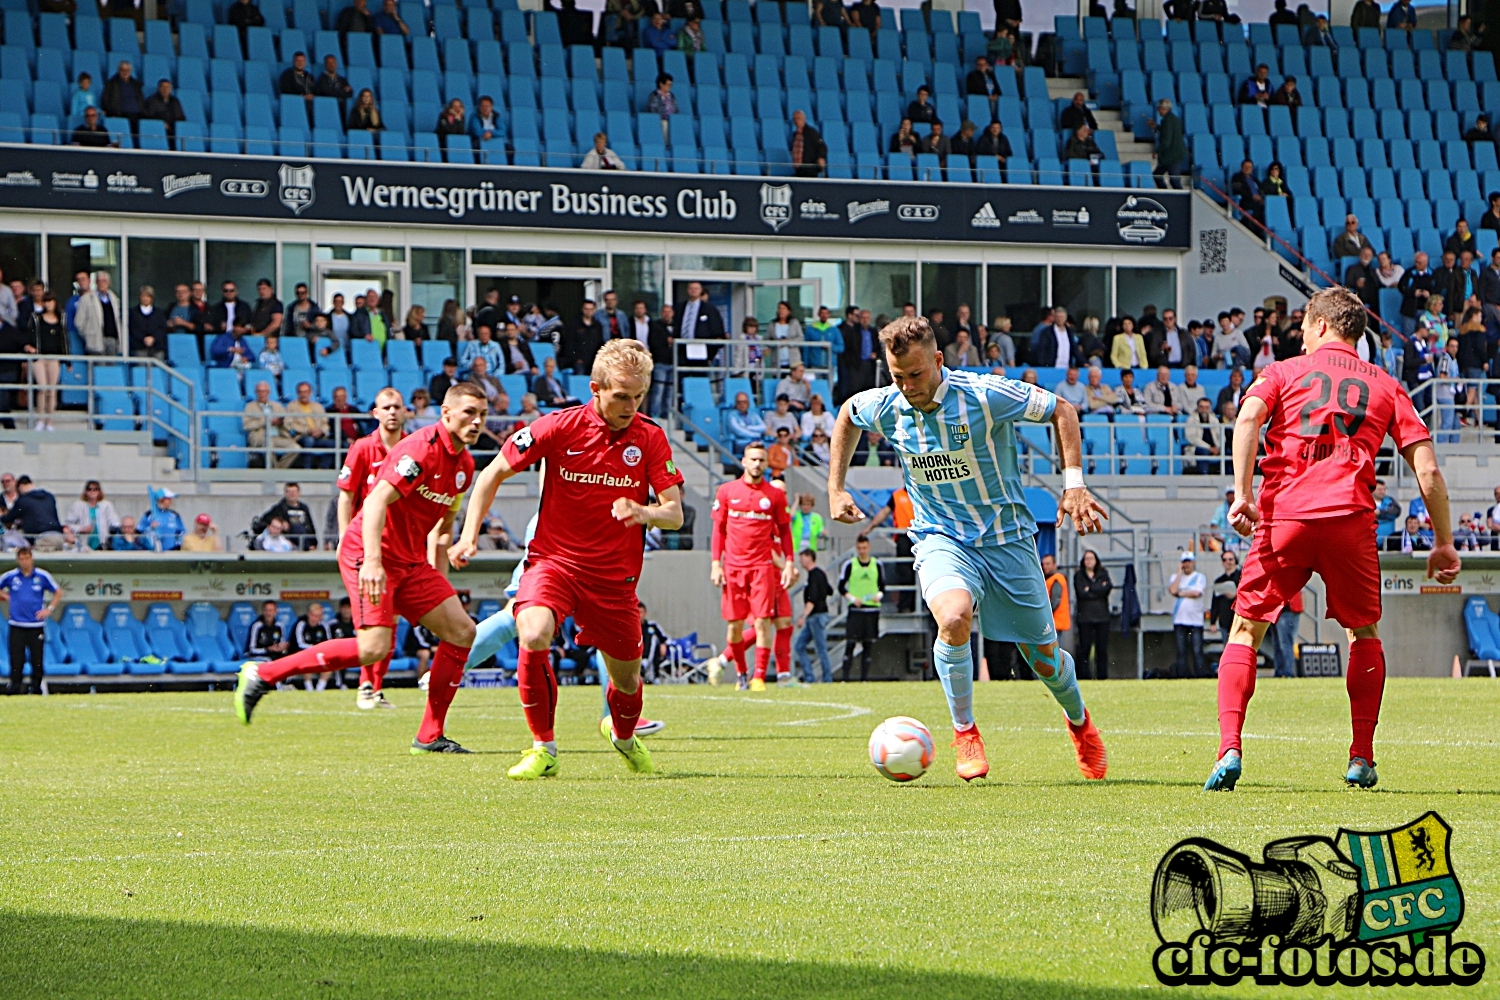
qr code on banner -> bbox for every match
[1199,229,1228,274]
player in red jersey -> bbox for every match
[450,339,685,780]
[337,387,405,710]
[1206,288,1460,792]
[709,444,797,691]
[233,384,487,755]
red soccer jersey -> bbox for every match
[337,431,402,511]
[710,477,793,570]
[501,404,684,585]
[1245,340,1430,520]
[346,424,475,567]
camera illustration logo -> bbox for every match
[1151,812,1486,987]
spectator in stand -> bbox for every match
[1450,14,1481,50]
[789,110,827,179]
[889,118,920,155]
[128,285,167,359]
[966,56,1000,110]
[1210,311,1250,368]
[1261,161,1288,197]
[725,392,766,453]
[1150,99,1187,189]
[70,106,114,147]
[1433,250,1470,322]
[815,0,848,26]
[1059,92,1097,133]
[428,356,459,403]
[285,381,334,468]
[641,11,676,54]
[1465,114,1493,144]
[1305,12,1336,47]
[763,395,800,439]
[1147,308,1196,367]
[74,270,123,357]
[1331,214,1374,259]
[775,362,813,411]
[1378,329,1402,380]
[1108,316,1146,369]
[280,52,316,101]
[1352,0,1385,27]
[349,289,386,345]
[1064,124,1102,161]
[346,89,382,132]
[646,74,677,142]
[142,79,184,139]
[768,426,797,475]
[1072,550,1112,680]
[1386,514,1433,552]
[949,120,978,168]
[1143,365,1187,415]
[467,94,500,143]
[109,514,152,551]
[1387,0,1417,31]
[210,325,251,369]
[210,280,252,339]
[531,355,580,407]
[64,480,119,551]
[993,0,1021,33]
[314,55,352,101]
[906,85,939,125]
[282,284,319,339]
[1397,252,1435,337]
[604,0,645,49]
[398,306,426,343]
[250,279,283,338]
[921,120,952,166]
[1231,159,1264,225]
[228,0,266,42]
[1238,64,1272,106]
[257,334,285,377]
[1268,0,1299,25]
[1345,245,1380,310]
[497,322,537,375]
[1268,76,1302,108]
[850,0,882,30]
[181,513,222,553]
[562,300,606,375]
[678,14,706,52]
[581,132,627,170]
[435,98,466,137]
[976,120,1012,173]
[1180,364,1207,411]
[465,355,505,410]
[336,0,376,33]
[373,0,409,35]
[475,519,513,551]
[942,328,981,367]
[1166,553,1208,678]
[101,61,146,123]
[1082,366,1118,413]
[1052,367,1087,411]
[327,386,361,442]
[243,380,301,469]
[1478,249,1500,330]
[404,388,439,432]
[1031,307,1081,368]
[70,72,98,119]
[256,519,295,553]
[515,392,544,425]
[1182,397,1223,474]
[0,477,66,550]
[254,482,318,551]
[1376,251,1404,290]
[25,292,64,430]
[800,393,835,440]
[1447,218,1478,259]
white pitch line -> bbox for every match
[672,694,872,726]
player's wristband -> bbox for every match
[1063,467,1086,491]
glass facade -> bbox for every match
[126,237,198,303]
[920,263,980,330]
[412,248,464,336]
[788,259,850,315]
[314,245,405,262]
[0,233,40,287]
[853,261,915,326]
[986,264,1048,333]
[206,241,276,299]
[474,250,604,268]
[610,253,665,313]
[281,243,312,296]
[1052,265,1113,328]
[46,236,120,302]
[1116,267,1178,320]
[668,254,752,272]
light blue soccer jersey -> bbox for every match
[849,368,1057,547]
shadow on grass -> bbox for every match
[0,910,1200,1000]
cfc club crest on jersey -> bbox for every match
[396,455,422,482]
[622,445,642,467]
[951,423,970,446]
[455,470,467,490]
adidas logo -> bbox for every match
[970,202,1001,228]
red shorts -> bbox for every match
[1234,511,1381,630]
[338,542,455,631]
[721,564,781,622]
[516,557,642,662]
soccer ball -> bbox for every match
[868,716,935,782]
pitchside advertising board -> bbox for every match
[0,147,1191,247]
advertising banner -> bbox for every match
[0,145,1191,248]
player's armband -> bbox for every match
[1022,385,1055,422]
[449,492,465,512]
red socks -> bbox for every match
[753,645,771,681]
[258,638,362,685]
[358,663,372,687]
[372,655,390,692]
[1347,638,1386,761]
[1216,642,1259,757]
[606,681,643,741]
[730,635,751,675]
[415,641,468,744]
[774,626,792,676]
[517,646,558,743]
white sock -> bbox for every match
[534,739,557,755]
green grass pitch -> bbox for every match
[1,677,1497,999]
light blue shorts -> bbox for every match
[910,533,1056,645]
[504,559,524,600]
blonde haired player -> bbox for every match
[452,339,685,779]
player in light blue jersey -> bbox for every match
[827,315,1110,782]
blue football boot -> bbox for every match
[1203,749,1242,791]
[1345,756,1378,788]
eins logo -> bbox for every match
[1151,812,1485,988]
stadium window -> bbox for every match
[610,253,665,314]
[314,245,405,262]
[474,250,606,268]
[1051,265,1112,331]
[986,263,1048,334]
[0,233,40,288]
[47,236,119,304]
[206,241,276,302]
[756,258,784,279]
[666,254,752,273]
[412,248,465,338]
[853,261,915,325]
[281,244,312,297]
[919,263,980,329]
[1116,267,1178,320]
[788,260,850,317]
[127,238,199,303]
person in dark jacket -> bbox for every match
[1150,99,1187,188]
[70,106,113,146]
[228,0,266,46]
[560,300,605,374]
[1349,0,1381,28]
[1230,159,1264,224]
[531,356,581,407]
[101,61,146,121]
[1059,92,1098,133]
[335,0,376,33]
[1064,124,1102,161]
[1396,251,1436,331]
[905,86,939,125]
[788,110,826,178]
[128,285,168,359]
[975,120,1012,166]
[1210,549,1240,636]
[435,99,466,136]
[965,57,1000,105]
[1073,551,1112,680]
[251,482,318,551]
[279,52,317,100]
[313,55,352,100]
[1238,64,1272,106]
[0,477,65,547]
[141,79,184,138]
[674,281,724,368]
[1431,250,1470,323]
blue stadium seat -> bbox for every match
[59,605,116,675]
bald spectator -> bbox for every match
[242,380,301,469]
